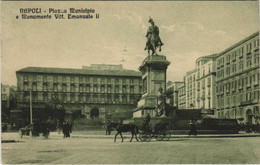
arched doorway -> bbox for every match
[246,109,253,124]
[90,107,99,119]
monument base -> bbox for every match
[133,54,170,118]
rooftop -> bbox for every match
[17,66,142,77]
[216,31,259,57]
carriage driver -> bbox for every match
[144,17,164,51]
[145,113,151,125]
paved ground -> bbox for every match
[1,132,260,164]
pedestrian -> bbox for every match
[188,118,197,136]
[62,122,67,138]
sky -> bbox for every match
[1,1,259,86]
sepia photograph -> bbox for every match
[1,1,260,164]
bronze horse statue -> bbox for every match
[147,33,163,56]
[145,17,164,56]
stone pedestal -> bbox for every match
[133,55,170,118]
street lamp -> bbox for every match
[30,89,33,124]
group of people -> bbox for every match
[62,122,72,138]
[239,123,260,133]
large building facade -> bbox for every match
[16,65,142,123]
[178,83,186,109]
[215,32,259,124]
[166,81,184,107]
[181,54,217,111]
[195,54,217,110]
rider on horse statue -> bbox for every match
[144,17,164,53]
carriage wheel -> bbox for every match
[164,130,171,141]
[139,132,147,142]
[139,132,151,142]
[155,131,164,141]
[144,133,152,142]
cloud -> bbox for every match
[160,24,176,32]
[113,14,121,20]
[185,22,204,30]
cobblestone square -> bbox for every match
[1,133,260,164]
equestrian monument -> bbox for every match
[133,17,170,118]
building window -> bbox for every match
[62,84,67,92]
[254,55,259,65]
[122,86,126,93]
[114,78,118,85]
[79,84,83,92]
[53,83,57,92]
[70,76,74,82]
[130,79,133,85]
[70,84,75,92]
[107,95,112,103]
[43,93,48,102]
[23,75,28,81]
[32,83,37,91]
[86,85,90,93]
[93,85,97,93]
[107,78,111,84]
[107,86,111,93]
[86,95,90,102]
[78,95,83,103]
[43,83,48,91]
[93,78,97,84]
[246,92,252,101]
[115,86,119,93]
[122,95,127,103]
[93,95,98,103]
[130,86,134,94]
[207,78,211,87]
[202,79,205,89]
[62,94,67,103]
[114,95,119,103]
[100,95,105,103]
[86,77,90,83]
[62,76,66,82]
[53,76,58,82]
[70,94,75,103]
[101,78,105,84]
[247,60,252,68]
[79,76,83,82]
[101,86,105,93]
[43,76,47,82]
[122,79,126,84]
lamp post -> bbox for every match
[30,89,33,124]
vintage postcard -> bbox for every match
[1,1,260,164]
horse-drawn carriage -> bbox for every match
[107,119,172,142]
[19,122,52,138]
[138,120,171,142]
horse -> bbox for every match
[147,32,163,56]
[105,122,119,135]
[114,124,139,142]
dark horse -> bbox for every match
[114,124,139,142]
[105,122,119,135]
[147,31,163,56]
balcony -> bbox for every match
[241,100,253,106]
[252,99,259,104]
[254,81,259,86]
